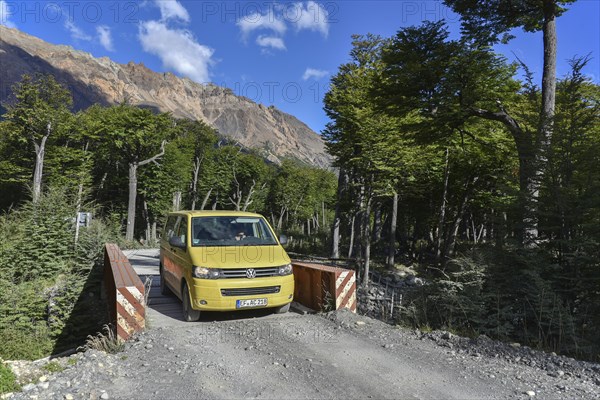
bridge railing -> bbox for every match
[291,261,356,313]
[103,243,146,342]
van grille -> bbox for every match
[221,267,279,279]
[221,286,281,296]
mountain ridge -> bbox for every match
[0,25,331,167]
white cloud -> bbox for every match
[237,11,287,39]
[64,19,92,41]
[96,25,114,51]
[154,0,190,23]
[0,0,16,28]
[302,68,328,81]
[138,20,214,83]
[256,35,286,51]
[289,1,329,37]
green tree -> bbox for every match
[443,0,576,244]
[2,74,73,203]
[89,104,172,241]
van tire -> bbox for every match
[159,265,172,296]
[274,302,291,314]
[182,282,201,322]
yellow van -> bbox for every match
[159,210,294,321]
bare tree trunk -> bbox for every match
[32,123,51,203]
[152,221,157,243]
[387,192,398,269]
[277,206,286,230]
[436,148,450,263]
[523,0,557,246]
[190,156,201,210]
[125,141,166,242]
[347,214,356,258]
[143,199,151,243]
[361,195,373,288]
[200,188,212,210]
[330,169,347,258]
[126,162,138,241]
[372,202,382,242]
[172,191,181,211]
[74,142,89,247]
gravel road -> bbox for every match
[9,309,600,400]
[6,249,599,400]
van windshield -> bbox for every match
[191,216,278,247]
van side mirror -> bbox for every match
[169,236,186,249]
[279,234,288,245]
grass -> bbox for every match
[80,325,124,354]
[67,358,77,366]
[0,363,19,394]
[42,361,64,373]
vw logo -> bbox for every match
[246,268,256,279]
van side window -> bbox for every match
[176,218,188,244]
[164,216,177,239]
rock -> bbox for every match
[383,344,394,349]
[38,375,48,383]
[65,395,74,400]
[510,342,521,348]
[22,383,36,392]
[355,321,366,326]
[145,344,153,349]
[525,391,536,397]
[441,331,453,340]
[100,393,109,399]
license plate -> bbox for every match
[236,298,267,308]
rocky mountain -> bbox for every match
[0,26,331,167]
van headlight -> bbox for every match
[193,266,222,279]
[278,264,293,276]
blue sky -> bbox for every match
[1,0,599,133]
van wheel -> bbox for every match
[159,265,172,296]
[274,302,291,314]
[182,282,201,322]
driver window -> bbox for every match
[176,218,187,244]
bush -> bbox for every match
[0,363,19,394]
[0,186,116,360]
[397,246,600,362]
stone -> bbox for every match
[22,383,36,392]
[65,395,74,400]
[355,321,366,326]
[38,376,48,383]
[525,391,536,397]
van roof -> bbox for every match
[167,210,264,218]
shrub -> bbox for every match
[0,363,19,394]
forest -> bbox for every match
[0,0,599,365]
[322,0,600,361]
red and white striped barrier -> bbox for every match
[335,269,357,312]
[292,261,356,313]
[104,244,146,342]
